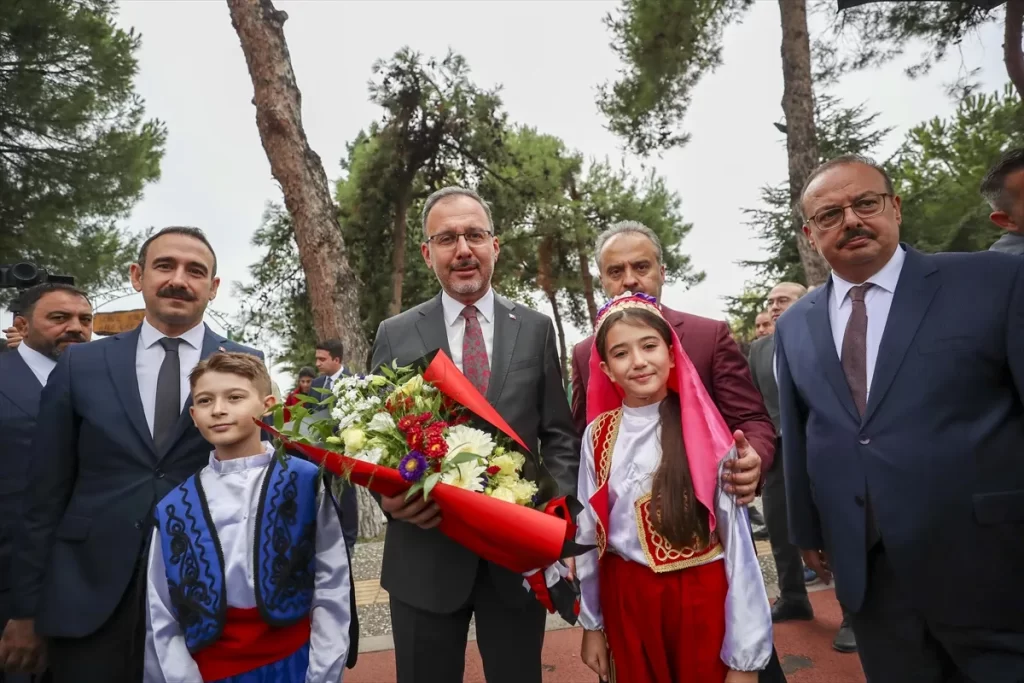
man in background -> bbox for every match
[0,284,93,680]
[755,310,775,338]
[981,147,1024,255]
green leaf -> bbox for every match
[423,472,442,499]
[445,451,480,467]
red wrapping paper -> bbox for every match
[260,425,570,574]
[258,350,581,574]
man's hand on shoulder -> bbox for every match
[722,429,761,505]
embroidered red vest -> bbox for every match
[588,409,724,573]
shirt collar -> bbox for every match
[207,442,275,474]
[330,367,345,382]
[441,288,495,327]
[140,317,206,350]
[831,244,906,307]
[17,342,57,384]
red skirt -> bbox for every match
[599,553,728,683]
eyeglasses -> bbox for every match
[809,193,890,231]
[425,230,493,248]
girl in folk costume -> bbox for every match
[145,352,353,682]
[576,293,773,683]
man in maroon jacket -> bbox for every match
[571,221,776,503]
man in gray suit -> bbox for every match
[370,187,579,683]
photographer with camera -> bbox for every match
[0,282,93,681]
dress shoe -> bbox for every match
[833,616,857,653]
[752,526,770,540]
[804,566,819,584]
[771,598,814,622]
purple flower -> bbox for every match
[398,450,428,482]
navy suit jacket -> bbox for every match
[0,351,44,625]
[9,325,263,637]
[776,246,1024,629]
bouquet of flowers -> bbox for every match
[322,367,539,507]
[260,350,589,623]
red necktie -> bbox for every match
[461,306,490,395]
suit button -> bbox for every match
[854,496,865,507]
[154,469,165,479]
[134,520,143,530]
[859,437,870,445]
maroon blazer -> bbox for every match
[570,304,776,474]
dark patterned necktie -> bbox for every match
[461,306,490,395]
[154,337,183,449]
[841,283,873,416]
[841,283,881,547]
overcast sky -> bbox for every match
[109,0,1006,388]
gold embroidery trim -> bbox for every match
[634,492,723,574]
[592,409,622,489]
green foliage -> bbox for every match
[892,84,1024,253]
[598,0,754,156]
[725,94,892,339]
[0,0,165,297]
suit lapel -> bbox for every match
[0,352,42,416]
[805,284,861,424]
[159,326,223,460]
[487,295,520,403]
[107,327,156,456]
[415,294,452,359]
[863,248,939,424]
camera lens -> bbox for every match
[11,262,39,284]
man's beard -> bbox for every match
[33,333,87,361]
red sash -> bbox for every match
[193,607,310,682]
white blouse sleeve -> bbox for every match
[305,484,353,683]
[145,530,203,683]
[715,455,774,671]
[574,423,603,632]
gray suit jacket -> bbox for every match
[748,334,781,435]
[370,291,580,613]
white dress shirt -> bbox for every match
[145,445,352,683]
[324,367,346,392]
[440,288,495,373]
[828,245,905,401]
[17,342,57,386]
[574,402,773,671]
[136,319,205,437]
[773,246,907,400]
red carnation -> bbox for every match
[424,437,448,460]
[397,416,416,433]
[486,465,501,476]
[406,428,424,450]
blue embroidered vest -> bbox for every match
[153,456,320,654]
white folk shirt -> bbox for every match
[440,288,495,373]
[17,342,57,387]
[574,402,773,672]
[144,446,352,682]
[136,319,205,437]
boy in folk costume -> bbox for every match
[576,293,773,682]
[145,352,353,682]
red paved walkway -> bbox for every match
[347,589,865,682]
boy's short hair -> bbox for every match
[189,352,272,396]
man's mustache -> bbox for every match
[157,286,197,301]
[56,333,87,345]
[450,259,480,272]
[837,227,876,249]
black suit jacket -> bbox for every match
[370,292,580,613]
[0,351,44,625]
[776,246,1024,629]
[9,325,263,637]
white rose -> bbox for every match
[367,412,397,433]
[489,454,518,477]
[489,486,518,504]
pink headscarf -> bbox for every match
[585,292,736,532]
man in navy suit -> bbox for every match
[310,338,359,550]
[776,154,1024,682]
[1,227,263,683]
[0,284,93,680]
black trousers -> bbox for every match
[47,563,147,683]
[390,560,547,683]
[762,439,808,603]
[850,544,1024,683]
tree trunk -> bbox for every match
[388,189,411,316]
[568,176,598,326]
[778,0,831,287]
[1005,0,1024,99]
[357,487,385,540]
[227,0,384,540]
[537,234,568,387]
[545,289,568,388]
